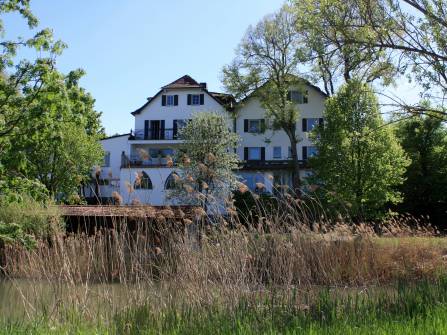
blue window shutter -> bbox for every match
[302,118,307,132]
[244,147,248,160]
[244,119,248,132]
[174,95,178,106]
[200,94,204,105]
[319,118,323,127]
[187,94,192,105]
[261,147,265,161]
[162,95,166,106]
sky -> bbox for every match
[4,0,286,135]
[5,0,421,135]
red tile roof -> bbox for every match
[162,75,202,89]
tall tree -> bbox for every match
[170,112,240,213]
[310,80,409,219]
[222,6,307,194]
[395,114,447,225]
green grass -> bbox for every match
[3,279,447,334]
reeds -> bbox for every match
[0,197,445,327]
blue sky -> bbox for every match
[5,0,286,135]
[5,0,420,135]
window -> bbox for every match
[273,146,282,159]
[176,119,188,129]
[288,90,308,104]
[307,146,318,157]
[247,147,261,160]
[240,173,265,192]
[165,172,180,190]
[149,149,160,158]
[134,171,153,190]
[302,118,323,132]
[244,119,264,133]
[149,148,174,158]
[102,152,110,167]
[188,94,204,105]
[166,95,175,106]
[191,94,200,105]
[161,148,174,157]
[302,146,318,160]
[162,95,178,106]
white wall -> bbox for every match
[119,167,178,205]
[134,88,229,131]
[85,134,128,199]
[235,85,325,161]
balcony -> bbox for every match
[121,153,175,168]
[129,128,176,141]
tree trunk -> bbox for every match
[287,131,301,197]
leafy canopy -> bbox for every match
[310,80,409,219]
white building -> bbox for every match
[86,75,326,205]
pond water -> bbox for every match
[0,279,155,321]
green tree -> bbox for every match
[395,114,447,225]
[2,69,104,200]
[170,112,240,213]
[222,6,307,194]
[0,0,66,146]
[310,80,409,219]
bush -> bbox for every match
[0,196,62,248]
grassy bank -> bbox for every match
[2,279,447,334]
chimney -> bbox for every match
[200,82,207,89]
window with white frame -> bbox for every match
[166,95,175,106]
[248,147,261,160]
[102,152,110,167]
[191,94,200,105]
[288,90,308,104]
[273,146,282,159]
[248,119,262,133]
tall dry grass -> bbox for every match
[0,196,445,323]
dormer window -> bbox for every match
[287,90,308,104]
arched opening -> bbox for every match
[134,171,153,189]
[165,172,180,190]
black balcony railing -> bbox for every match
[130,128,176,140]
